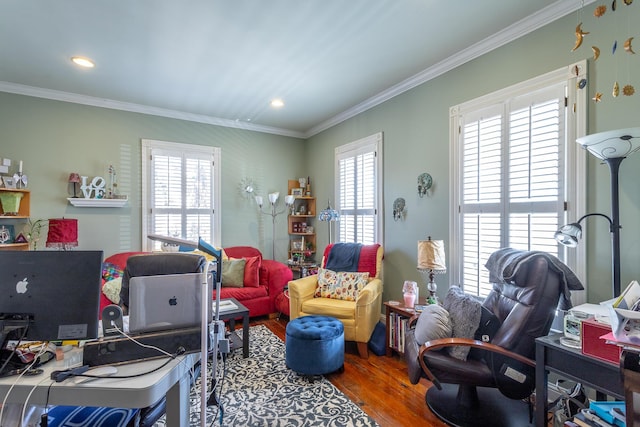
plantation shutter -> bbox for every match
[335,133,382,245]
[459,85,565,297]
[142,140,219,250]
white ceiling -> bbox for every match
[0,0,590,138]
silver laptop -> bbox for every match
[128,272,213,334]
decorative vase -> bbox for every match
[0,192,24,215]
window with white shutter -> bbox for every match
[335,133,383,245]
[141,139,221,250]
[450,63,587,299]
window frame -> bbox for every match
[334,132,383,245]
[141,139,222,250]
[449,61,587,302]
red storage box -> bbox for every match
[581,318,621,365]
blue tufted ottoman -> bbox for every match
[285,315,344,375]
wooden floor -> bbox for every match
[250,316,448,427]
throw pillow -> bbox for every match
[414,304,452,345]
[221,258,246,288]
[315,268,369,301]
[102,262,123,282]
[230,255,260,288]
[102,277,122,304]
[442,286,482,361]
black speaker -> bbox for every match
[101,304,124,337]
[83,326,203,366]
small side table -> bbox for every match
[288,261,318,279]
[384,298,428,356]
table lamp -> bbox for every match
[417,236,446,303]
[46,218,78,250]
[68,172,81,198]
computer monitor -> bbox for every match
[0,250,103,346]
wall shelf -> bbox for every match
[67,197,128,208]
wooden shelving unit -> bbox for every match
[0,188,30,251]
[287,179,316,261]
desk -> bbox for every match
[535,333,623,427]
[0,352,199,426]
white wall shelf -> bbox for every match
[67,197,128,208]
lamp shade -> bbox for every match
[268,192,279,204]
[46,218,78,249]
[554,223,583,248]
[68,172,81,183]
[577,127,640,160]
[318,200,339,222]
[417,239,446,272]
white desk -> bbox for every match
[0,352,199,426]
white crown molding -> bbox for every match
[0,0,594,140]
[0,81,305,139]
[304,0,596,138]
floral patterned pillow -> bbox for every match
[101,262,123,282]
[315,268,370,301]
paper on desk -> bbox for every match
[607,304,640,346]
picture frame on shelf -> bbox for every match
[291,188,303,196]
[1,176,16,189]
[291,240,304,251]
[0,224,15,244]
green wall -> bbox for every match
[2,6,639,307]
[307,7,640,304]
[0,93,305,260]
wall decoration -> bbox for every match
[239,177,257,199]
[80,176,107,199]
[574,1,636,103]
[417,173,433,197]
[392,198,406,221]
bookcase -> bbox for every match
[287,179,316,261]
[0,189,30,251]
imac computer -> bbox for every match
[0,250,103,373]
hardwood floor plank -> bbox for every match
[249,317,448,427]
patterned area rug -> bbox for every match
[154,324,379,426]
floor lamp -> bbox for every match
[255,192,294,259]
[554,127,640,297]
[318,199,339,243]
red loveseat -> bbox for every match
[99,246,293,318]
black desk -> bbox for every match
[535,333,623,427]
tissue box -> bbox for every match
[581,318,621,365]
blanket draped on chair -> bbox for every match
[485,248,584,310]
[325,243,362,272]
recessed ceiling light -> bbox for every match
[270,99,284,108]
[71,56,95,68]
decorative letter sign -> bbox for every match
[80,176,107,199]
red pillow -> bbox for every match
[242,256,261,287]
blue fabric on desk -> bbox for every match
[47,406,139,426]
[325,243,362,272]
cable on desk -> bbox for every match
[0,343,47,427]
[51,324,192,383]
[0,324,29,376]
[21,375,51,426]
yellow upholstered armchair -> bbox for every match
[288,243,383,358]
